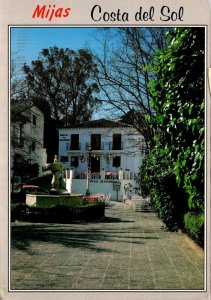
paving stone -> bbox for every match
[10,201,204,290]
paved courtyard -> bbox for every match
[10,201,204,290]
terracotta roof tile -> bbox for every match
[67,119,131,129]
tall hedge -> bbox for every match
[139,135,188,231]
[148,27,204,211]
[140,28,205,242]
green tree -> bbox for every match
[139,27,205,241]
[139,134,188,230]
[23,47,100,128]
[148,27,204,211]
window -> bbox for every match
[60,156,68,163]
[113,134,122,150]
[113,156,121,168]
[71,134,79,150]
[12,124,23,148]
[31,141,36,151]
[70,156,79,168]
[32,115,36,126]
[91,134,101,150]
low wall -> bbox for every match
[71,179,122,201]
[65,170,141,201]
[71,179,139,201]
[26,194,83,208]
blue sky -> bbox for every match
[11,27,102,65]
[11,27,110,119]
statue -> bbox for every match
[43,155,67,194]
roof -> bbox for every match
[62,119,131,129]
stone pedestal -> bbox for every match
[26,194,83,208]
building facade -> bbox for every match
[59,119,146,200]
[11,100,47,180]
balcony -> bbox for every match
[70,170,137,181]
[69,143,81,151]
[73,172,101,179]
[85,142,104,151]
[108,142,123,150]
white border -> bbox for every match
[8,25,208,294]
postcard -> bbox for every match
[0,0,210,299]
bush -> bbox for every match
[11,202,105,223]
[148,27,204,211]
[151,172,187,231]
[184,212,204,247]
[139,27,204,245]
[11,203,27,222]
[139,144,188,231]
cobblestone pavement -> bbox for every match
[10,201,204,290]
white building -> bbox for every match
[11,100,47,179]
[59,119,146,200]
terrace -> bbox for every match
[70,170,137,181]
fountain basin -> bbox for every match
[26,194,83,208]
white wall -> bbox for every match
[11,104,47,177]
[66,169,140,201]
[70,179,122,201]
[59,126,144,174]
[27,106,47,175]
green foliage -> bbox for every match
[139,136,188,230]
[23,47,99,128]
[12,159,39,182]
[11,203,105,223]
[148,28,204,211]
[11,203,28,221]
[184,212,204,247]
[139,28,204,238]
[25,174,52,190]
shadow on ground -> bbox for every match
[11,216,159,254]
[101,216,134,223]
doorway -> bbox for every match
[91,156,100,173]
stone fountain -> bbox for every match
[45,155,67,195]
[26,155,83,208]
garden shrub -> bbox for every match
[139,28,204,244]
[152,173,185,231]
[148,27,204,212]
[11,202,105,223]
[139,146,188,231]
[184,211,204,247]
[11,203,27,222]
